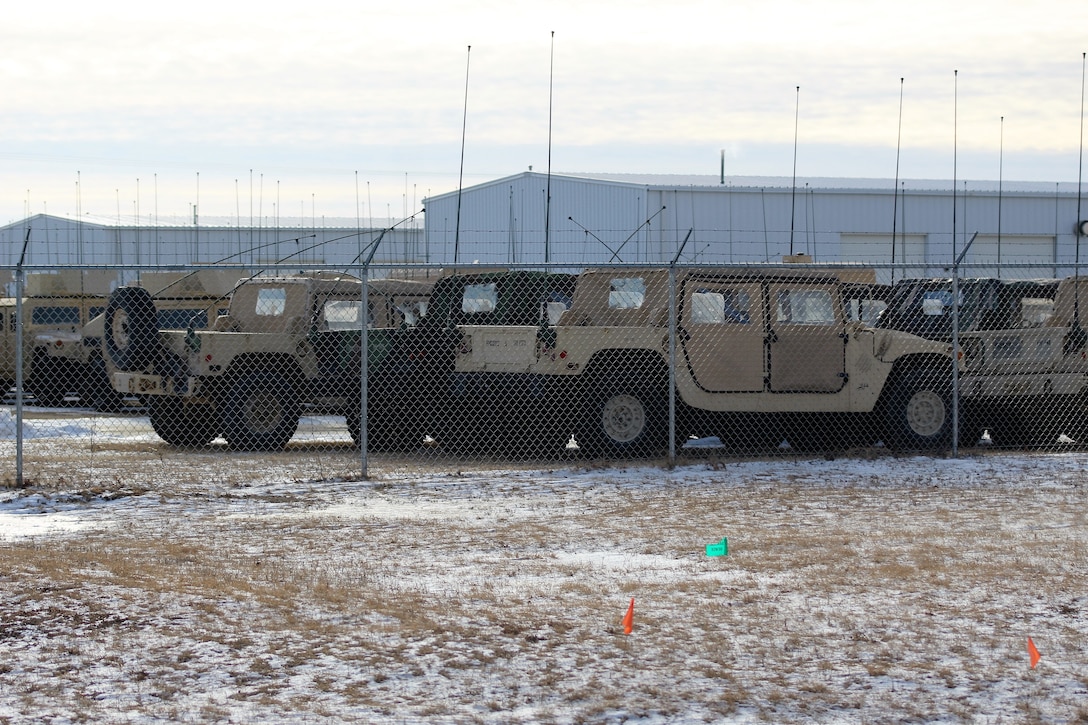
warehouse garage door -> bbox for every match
[838,234,929,284]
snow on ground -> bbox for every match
[1,411,1087,722]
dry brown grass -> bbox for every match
[2,453,1088,722]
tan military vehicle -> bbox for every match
[437,267,960,455]
[107,271,431,450]
[2,271,117,407]
[0,297,16,396]
[958,275,1088,446]
[40,269,240,410]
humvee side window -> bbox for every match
[395,299,426,327]
[158,309,210,329]
[324,300,366,330]
[692,288,750,324]
[921,291,953,316]
[31,306,81,326]
[462,283,498,314]
[89,306,104,319]
[776,289,834,325]
[848,298,887,324]
[543,291,572,324]
[609,277,646,309]
[1020,298,1053,327]
[255,288,287,317]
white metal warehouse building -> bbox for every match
[422,171,1088,282]
[3,172,1087,286]
[0,213,427,285]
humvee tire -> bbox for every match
[148,396,220,448]
[578,384,666,457]
[881,369,953,450]
[221,370,300,451]
[105,286,162,373]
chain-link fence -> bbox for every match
[4,261,1088,486]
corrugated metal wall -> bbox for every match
[423,173,1086,274]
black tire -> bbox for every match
[82,355,124,413]
[105,286,162,373]
[346,407,363,449]
[352,398,410,452]
[578,385,666,457]
[27,353,70,407]
[881,369,953,451]
[86,382,125,413]
[148,396,220,447]
[220,370,300,451]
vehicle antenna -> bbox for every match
[892,77,904,282]
[454,45,471,266]
[790,86,800,256]
[997,116,1004,278]
[545,31,555,265]
[1068,52,1087,353]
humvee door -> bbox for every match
[680,279,764,392]
[767,281,846,392]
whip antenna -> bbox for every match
[1069,52,1087,352]
[892,78,903,282]
[789,85,799,255]
[545,31,555,264]
[454,45,471,265]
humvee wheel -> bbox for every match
[581,387,665,457]
[148,396,219,447]
[602,393,649,445]
[28,354,67,407]
[221,371,300,451]
[82,354,125,412]
[105,286,162,372]
[882,370,952,451]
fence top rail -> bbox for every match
[5,261,1088,275]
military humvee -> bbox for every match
[393,267,960,456]
[367,269,578,452]
[957,275,1088,446]
[2,271,117,407]
[40,269,240,411]
[0,297,16,395]
[107,271,431,450]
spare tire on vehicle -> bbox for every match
[105,286,162,372]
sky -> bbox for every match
[2,0,1087,228]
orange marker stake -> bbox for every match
[622,598,634,635]
[1028,637,1041,669]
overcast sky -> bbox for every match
[2,0,1087,228]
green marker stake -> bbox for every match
[705,537,728,557]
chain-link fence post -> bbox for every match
[951,271,960,457]
[359,265,369,480]
[667,264,677,466]
[13,264,25,486]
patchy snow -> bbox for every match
[0,406,101,440]
[1,417,1087,722]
